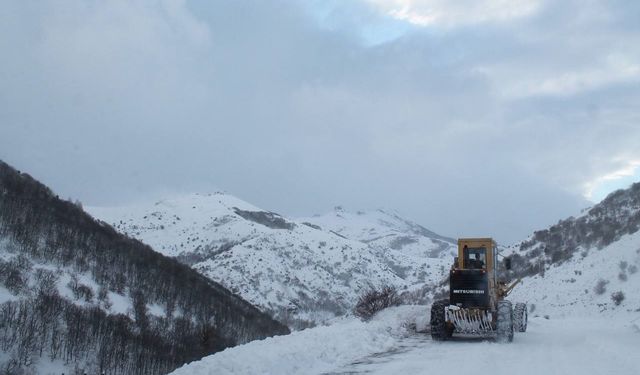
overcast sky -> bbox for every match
[2,0,640,243]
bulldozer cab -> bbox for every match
[456,238,496,272]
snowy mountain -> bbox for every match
[88,194,454,328]
[0,161,287,375]
[300,206,456,259]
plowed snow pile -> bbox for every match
[169,306,426,375]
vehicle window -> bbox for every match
[463,246,487,269]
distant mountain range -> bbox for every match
[0,160,288,375]
[88,195,457,328]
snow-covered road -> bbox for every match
[327,317,640,375]
[170,307,640,375]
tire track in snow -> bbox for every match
[325,318,640,375]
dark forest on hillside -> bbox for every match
[0,160,289,374]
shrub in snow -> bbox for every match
[629,265,638,274]
[593,279,609,295]
[611,291,625,306]
[618,272,628,282]
[354,285,400,321]
[619,261,628,271]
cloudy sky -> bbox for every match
[1,0,639,243]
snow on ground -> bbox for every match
[169,305,640,375]
[329,317,640,375]
[510,230,640,318]
[169,306,424,375]
[0,236,158,320]
[107,291,132,315]
[0,285,17,305]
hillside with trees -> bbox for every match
[505,182,640,279]
[0,160,289,374]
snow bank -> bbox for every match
[169,306,426,375]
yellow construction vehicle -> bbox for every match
[430,238,527,342]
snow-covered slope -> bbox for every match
[502,182,640,317]
[88,193,451,327]
[503,182,640,276]
[300,207,456,259]
[509,229,640,318]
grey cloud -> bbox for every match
[1,0,638,243]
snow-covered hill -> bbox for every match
[503,182,640,317]
[0,161,286,375]
[88,193,452,327]
[509,229,640,318]
[300,206,456,259]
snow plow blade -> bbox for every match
[445,306,494,335]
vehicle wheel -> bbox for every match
[496,300,514,343]
[514,302,527,332]
[430,299,450,341]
